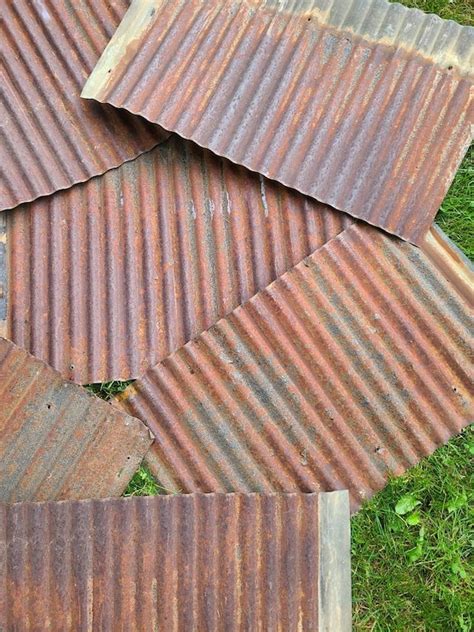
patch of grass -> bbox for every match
[389,0,473,25]
[85,380,133,399]
[122,464,164,497]
[437,146,474,259]
[352,426,474,631]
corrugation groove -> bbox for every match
[0,336,152,503]
[0,0,166,211]
[0,492,344,630]
[119,223,473,511]
[4,135,353,384]
[82,0,473,244]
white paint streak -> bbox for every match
[259,174,269,217]
[33,0,51,22]
[224,189,232,214]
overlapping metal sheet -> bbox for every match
[0,336,152,502]
[0,0,167,211]
[1,136,353,384]
[82,0,474,245]
[0,491,351,631]
[118,223,473,511]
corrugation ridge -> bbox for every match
[0,0,164,211]
[289,42,392,205]
[383,235,471,339]
[194,9,308,158]
[176,495,196,630]
[84,0,473,243]
[175,341,292,491]
[148,3,232,126]
[122,224,471,508]
[231,27,341,172]
[0,57,57,192]
[6,136,351,383]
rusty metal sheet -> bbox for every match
[1,135,354,384]
[0,0,168,212]
[117,223,473,512]
[0,491,352,631]
[82,0,474,245]
[0,336,152,502]
[422,224,474,306]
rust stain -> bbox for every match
[2,136,353,384]
[0,491,351,631]
[82,0,474,245]
[0,336,152,502]
[118,223,473,511]
[0,0,167,212]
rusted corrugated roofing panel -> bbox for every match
[0,336,152,502]
[118,223,473,511]
[1,136,353,384]
[0,0,167,212]
[0,491,352,631]
[82,0,474,245]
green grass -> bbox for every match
[437,146,473,260]
[87,1,473,628]
[352,426,474,631]
[390,0,473,25]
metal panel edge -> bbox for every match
[318,490,352,632]
[0,215,6,338]
[422,224,474,306]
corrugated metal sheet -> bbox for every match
[422,225,473,306]
[0,0,167,212]
[82,0,474,245]
[118,223,473,511]
[1,135,353,384]
[0,491,351,631]
[0,336,152,502]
